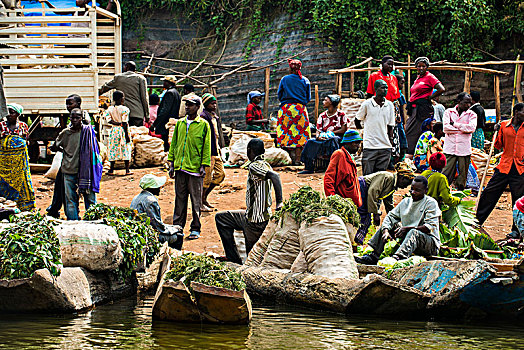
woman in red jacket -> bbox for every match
[324,130,363,207]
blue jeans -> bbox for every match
[63,173,96,220]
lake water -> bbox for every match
[0,297,523,349]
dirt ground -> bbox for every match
[32,167,514,254]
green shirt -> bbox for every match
[421,169,460,208]
[168,116,211,174]
[363,171,396,215]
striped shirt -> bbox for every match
[246,155,272,223]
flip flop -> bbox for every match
[187,231,200,240]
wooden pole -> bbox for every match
[494,75,501,123]
[211,86,225,148]
[464,70,471,93]
[367,60,372,79]
[264,67,270,120]
[350,72,354,95]
[337,73,343,95]
[517,64,523,103]
[476,130,498,207]
[512,55,521,110]
[314,85,319,122]
[407,54,411,102]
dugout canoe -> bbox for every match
[152,252,252,325]
[239,258,524,320]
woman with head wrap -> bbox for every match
[276,59,312,164]
[421,152,461,209]
[245,90,267,131]
[413,120,444,172]
[299,94,348,174]
[405,57,446,156]
[0,103,35,210]
[200,93,225,211]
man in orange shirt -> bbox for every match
[324,130,363,207]
[477,103,524,235]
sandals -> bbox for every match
[187,231,201,240]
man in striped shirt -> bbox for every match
[215,138,283,264]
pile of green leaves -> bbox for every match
[300,195,360,227]
[272,186,321,222]
[165,253,245,293]
[0,212,62,280]
[439,190,504,259]
[84,203,161,277]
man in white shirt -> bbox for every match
[356,79,396,175]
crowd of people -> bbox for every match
[0,55,522,264]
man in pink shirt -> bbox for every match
[442,92,477,190]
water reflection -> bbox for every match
[0,297,523,349]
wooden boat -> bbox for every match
[239,258,524,320]
[152,252,252,325]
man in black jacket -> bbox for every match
[151,75,181,151]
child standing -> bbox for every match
[104,90,132,175]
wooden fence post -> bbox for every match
[494,75,501,123]
[407,54,411,102]
[264,67,270,120]
[464,70,472,93]
[517,64,523,103]
[314,85,319,122]
[350,72,354,96]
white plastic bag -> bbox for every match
[44,152,63,180]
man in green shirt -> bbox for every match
[421,152,461,208]
[168,95,211,240]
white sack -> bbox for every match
[261,214,300,269]
[265,147,292,166]
[245,219,277,267]
[44,152,63,180]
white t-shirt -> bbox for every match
[355,98,395,149]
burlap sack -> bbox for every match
[290,251,308,273]
[56,222,123,271]
[261,214,300,269]
[244,219,277,267]
[133,135,166,167]
[299,214,359,280]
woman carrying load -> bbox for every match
[0,103,35,210]
[405,57,445,157]
[276,59,311,164]
[299,94,348,174]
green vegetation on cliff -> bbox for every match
[116,0,523,62]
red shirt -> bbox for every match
[324,147,362,207]
[495,119,524,175]
[245,103,263,124]
[316,110,349,133]
[409,72,441,102]
[366,70,400,101]
[0,121,29,138]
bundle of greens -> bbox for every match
[0,212,62,280]
[300,195,360,227]
[272,186,321,222]
[84,203,161,277]
[165,253,245,293]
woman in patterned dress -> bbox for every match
[104,90,132,175]
[276,59,311,164]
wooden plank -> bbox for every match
[337,73,342,95]
[494,75,501,122]
[97,37,115,44]
[3,68,96,74]
[5,80,95,87]
[2,37,91,45]
[5,7,80,14]
[6,90,94,98]
[350,72,354,93]
[0,16,90,23]
[330,65,509,75]
[0,58,92,65]
[96,27,116,34]
[0,48,91,55]
[0,27,91,35]
[264,67,270,120]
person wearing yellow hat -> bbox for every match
[150,75,181,151]
[130,174,183,250]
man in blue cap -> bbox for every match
[324,130,363,208]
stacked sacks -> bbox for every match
[245,187,360,280]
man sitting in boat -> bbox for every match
[215,138,283,264]
[355,176,441,265]
[130,174,183,250]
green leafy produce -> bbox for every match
[84,203,161,277]
[165,253,245,293]
[323,195,361,227]
[0,212,62,280]
[380,239,399,259]
[442,190,479,237]
[272,186,321,222]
